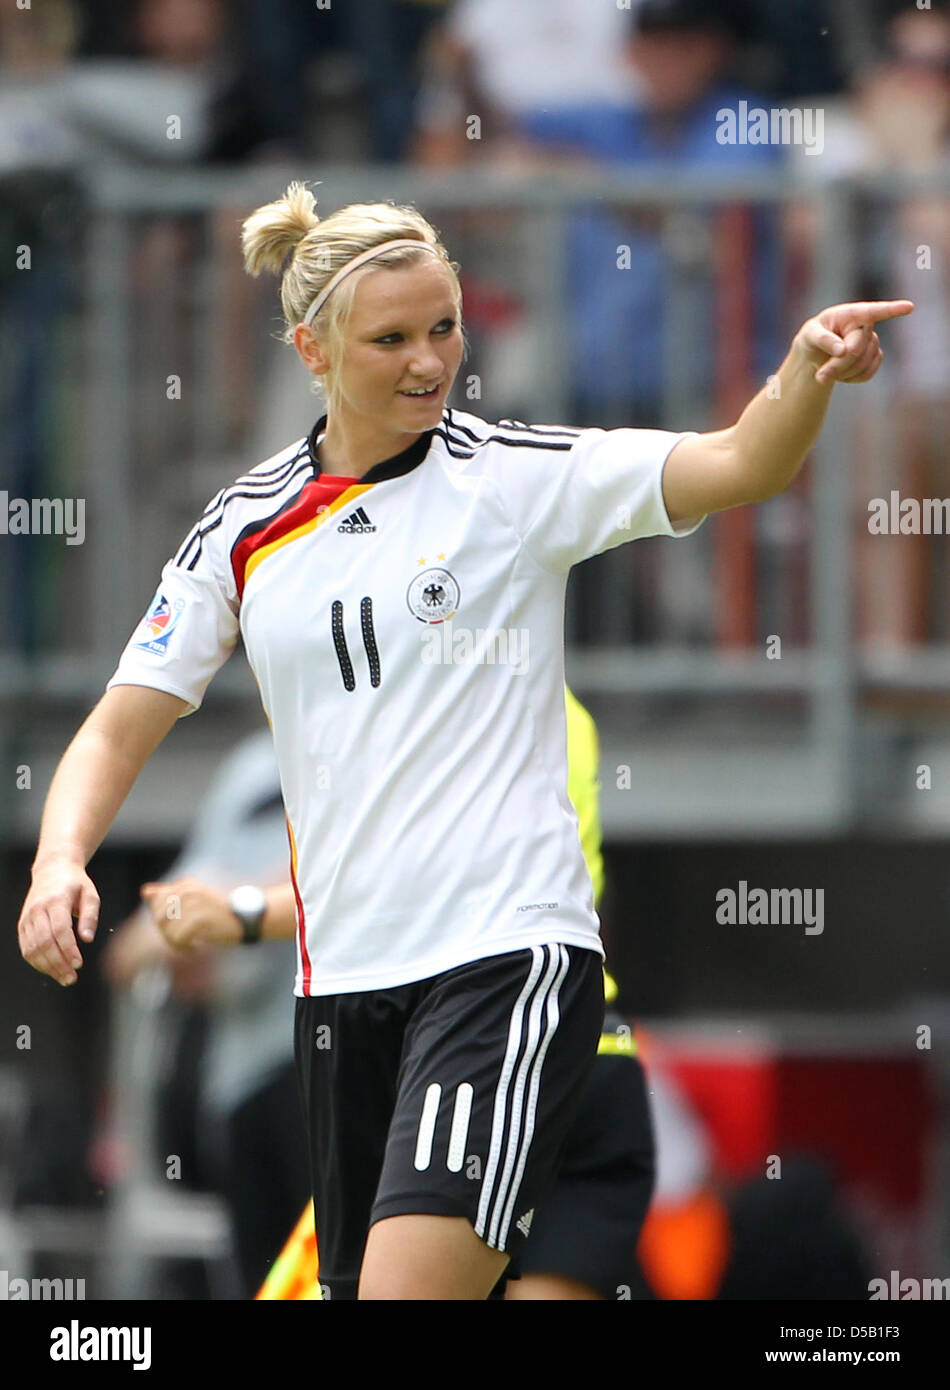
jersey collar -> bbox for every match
[308,415,437,484]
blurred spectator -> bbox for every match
[413,0,641,164]
[0,0,87,173]
[72,0,447,162]
[0,0,278,657]
[341,0,452,163]
[177,0,449,164]
[0,0,282,168]
[0,0,84,652]
[510,0,785,429]
[791,1,950,644]
[416,0,784,424]
[66,0,252,165]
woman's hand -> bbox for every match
[794,300,915,385]
[18,684,189,986]
[141,877,242,950]
[18,854,100,987]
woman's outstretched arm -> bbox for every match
[662,299,914,525]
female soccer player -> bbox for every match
[18,181,910,1299]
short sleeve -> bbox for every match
[500,426,704,574]
[105,526,240,717]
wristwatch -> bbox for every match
[228,884,267,944]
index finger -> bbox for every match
[854,300,915,324]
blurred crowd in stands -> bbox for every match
[0,0,941,168]
[2,0,950,648]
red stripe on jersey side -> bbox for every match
[231,475,361,599]
[286,815,310,994]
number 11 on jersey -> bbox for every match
[331,597,381,692]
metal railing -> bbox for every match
[1,165,948,836]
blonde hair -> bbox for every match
[241,182,462,412]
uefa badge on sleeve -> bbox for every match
[134,590,186,654]
[406,568,461,624]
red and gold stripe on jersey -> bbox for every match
[231,476,372,598]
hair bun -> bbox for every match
[242,182,320,278]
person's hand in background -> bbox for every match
[103,901,214,1002]
[141,877,242,949]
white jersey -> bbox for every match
[107,407,700,995]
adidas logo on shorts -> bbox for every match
[338,506,376,534]
[516,1208,534,1238]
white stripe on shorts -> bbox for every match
[497,945,570,1247]
[446,1083,474,1173]
[475,945,567,1248]
[475,947,547,1243]
[413,1083,442,1171]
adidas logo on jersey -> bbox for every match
[338,506,376,534]
[516,1209,534,1238]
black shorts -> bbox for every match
[517,1047,655,1298]
[294,943,604,1299]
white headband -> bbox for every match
[301,240,442,327]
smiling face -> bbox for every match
[296,256,464,455]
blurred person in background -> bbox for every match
[102,728,309,1300]
[58,0,239,166]
[507,0,785,432]
[106,0,450,165]
[413,0,640,165]
[790,0,950,646]
[70,0,296,160]
[339,0,451,164]
[0,0,85,653]
[0,0,258,168]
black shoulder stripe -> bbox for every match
[189,443,308,532]
[443,410,488,445]
[177,461,313,570]
[496,419,584,439]
[198,444,308,518]
[485,434,575,452]
[435,420,578,459]
[438,422,477,451]
[436,426,574,456]
[235,441,308,485]
[178,449,308,565]
[433,427,476,460]
[445,408,581,447]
